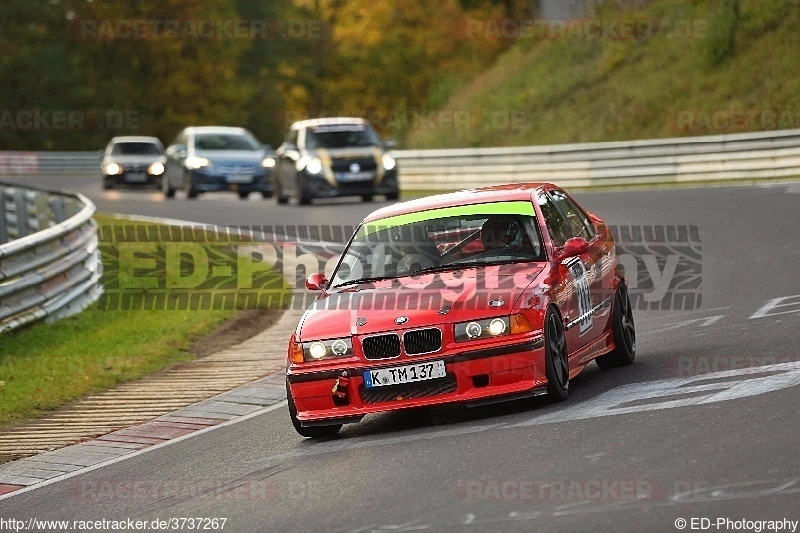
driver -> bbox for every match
[481,215,524,251]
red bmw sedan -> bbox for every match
[286,183,636,437]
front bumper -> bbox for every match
[303,168,399,198]
[105,171,161,185]
[189,170,272,193]
[286,336,546,426]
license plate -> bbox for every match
[363,360,446,388]
[227,174,253,183]
[337,172,373,182]
[126,172,146,182]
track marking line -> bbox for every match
[0,400,287,502]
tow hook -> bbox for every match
[332,371,350,406]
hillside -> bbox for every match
[405,0,800,148]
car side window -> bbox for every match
[548,190,596,241]
[537,194,571,247]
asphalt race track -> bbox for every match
[2,176,799,532]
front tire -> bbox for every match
[275,179,289,204]
[298,178,312,205]
[386,190,400,201]
[596,284,636,368]
[238,190,250,200]
[287,386,341,438]
[361,194,374,202]
[185,172,198,199]
[162,176,175,199]
[544,307,569,402]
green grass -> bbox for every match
[0,214,287,426]
[406,0,800,148]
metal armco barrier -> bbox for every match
[394,129,800,190]
[0,183,101,334]
[0,129,799,191]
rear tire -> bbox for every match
[287,386,342,438]
[596,284,636,368]
[386,190,400,201]
[361,194,374,202]
[238,190,250,200]
[544,307,569,402]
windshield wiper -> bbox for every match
[333,275,397,288]
[401,264,472,277]
[450,258,541,268]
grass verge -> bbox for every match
[0,214,288,427]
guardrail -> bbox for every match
[0,183,101,334]
[394,129,800,190]
[1,129,799,191]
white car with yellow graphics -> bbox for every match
[274,118,400,205]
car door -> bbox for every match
[536,191,599,358]
[546,189,608,350]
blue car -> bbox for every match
[163,126,274,200]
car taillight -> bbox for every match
[510,314,534,335]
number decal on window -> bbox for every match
[567,258,593,335]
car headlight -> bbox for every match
[262,157,276,168]
[185,156,210,170]
[454,315,535,342]
[148,162,165,175]
[305,158,323,175]
[382,154,396,171]
[104,162,122,175]
[302,338,353,361]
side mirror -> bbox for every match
[384,139,397,149]
[560,237,590,259]
[306,272,328,291]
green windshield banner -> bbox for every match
[362,201,536,236]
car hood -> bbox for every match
[308,147,383,160]
[194,150,265,165]
[104,155,165,165]
[296,264,545,341]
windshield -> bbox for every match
[194,133,260,151]
[306,124,381,149]
[331,201,545,287]
[110,142,161,156]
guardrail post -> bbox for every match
[0,186,7,244]
[34,192,50,232]
[50,195,66,224]
[13,188,30,238]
